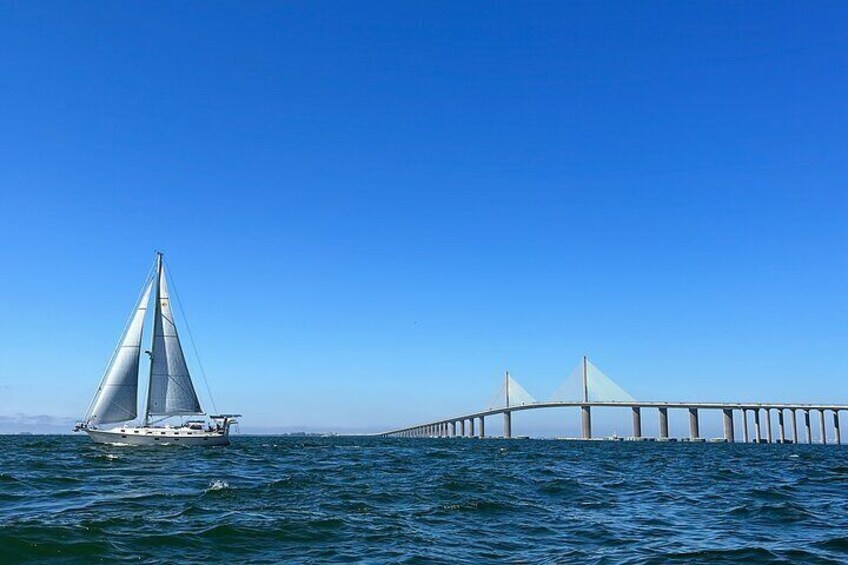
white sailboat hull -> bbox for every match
[86,426,231,446]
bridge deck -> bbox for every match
[382,400,848,436]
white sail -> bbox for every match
[146,264,203,417]
[87,279,154,425]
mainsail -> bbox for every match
[146,262,203,417]
[87,279,154,425]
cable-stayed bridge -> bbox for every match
[381,357,848,444]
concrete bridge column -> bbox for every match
[791,409,799,444]
[450,421,456,437]
[742,409,750,443]
[479,417,485,439]
[658,408,669,439]
[834,411,841,445]
[778,410,786,443]
[504,411,512,439]
[688,408,700,440]
[765,409,773,444]
[754,410,762,443]
[805,410,812,444]
[819,410,827,445]
[468,418,475,438]
[723,409,734,443]
[581,406,592,440]
[631,407,642,439]
[460,420,465,437]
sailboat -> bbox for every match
[75,252,239,446]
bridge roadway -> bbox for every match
[380,400,848,444]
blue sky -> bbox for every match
[1,2,846,435]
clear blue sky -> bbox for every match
[1,2,846,435]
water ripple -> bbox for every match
[1,436,848,563]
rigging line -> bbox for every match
[84,258,157,421]
[483,379,504,411]
[162,257,219,415]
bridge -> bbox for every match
[381,357,848,444]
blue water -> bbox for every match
[2,436,848,563]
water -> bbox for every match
[2,436,848,564]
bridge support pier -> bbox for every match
[689,408,700,440]
[450,421,456,437]
[504,411,512,439]
[778,410,786,443]
[460,420,465,437]
[479,417,485,439]
[581,406,592,440]
[791,409,799,444]
[754,410,762,443]
[631,407,642,439]
[468,418,475,438]
[834,411,841,445]
[658,408,669,440]
[742,409,750,443]
[723,409,734,443]
[766,409,773,444]
[819,410,827,445]
[805,410,812,444]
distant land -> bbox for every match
[0,414,374,436]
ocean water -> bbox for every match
[2,436,848,564]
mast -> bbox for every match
[143,251,163,426]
